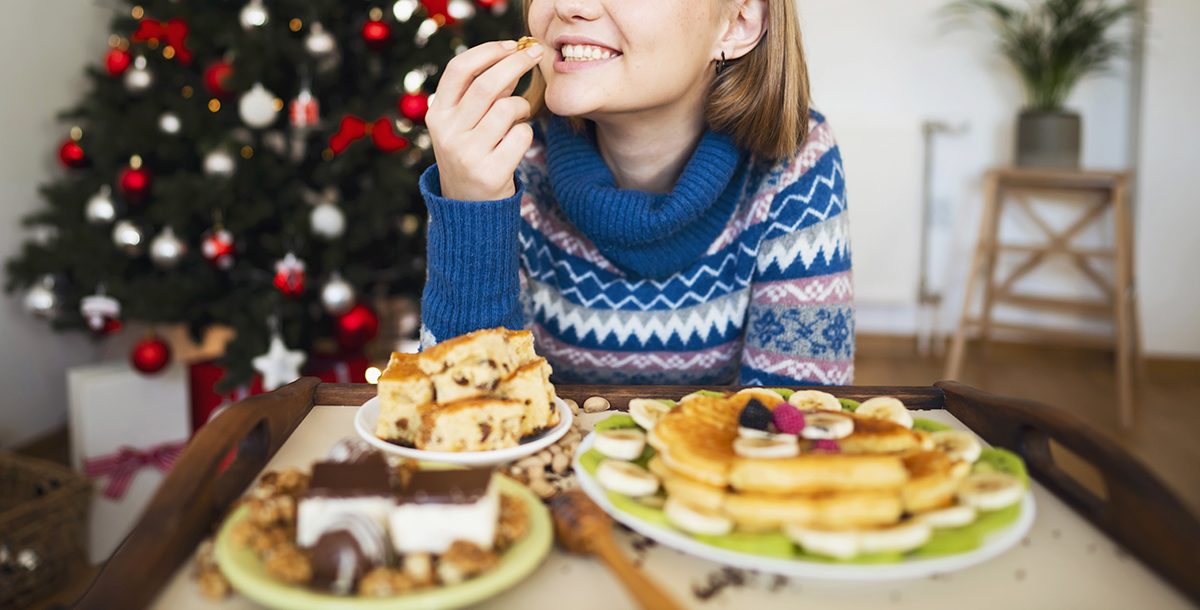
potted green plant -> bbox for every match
[952,0,1136,168]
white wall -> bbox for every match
[0,1,114,447]
[1134,0,1200,357]
[795,0,1191,350]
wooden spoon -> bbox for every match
[549,490,684,610]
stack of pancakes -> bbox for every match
[646,392,969,531]
[374,328,560,452]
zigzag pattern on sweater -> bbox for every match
[741,346,855,385]
[762,157,847,242]
[757,212,851,274]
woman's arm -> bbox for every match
[739,140,855,386]
[418,164,526,347]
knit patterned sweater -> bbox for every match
[419,111,853,386]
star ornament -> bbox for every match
[252,333,306,391]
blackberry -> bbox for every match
[738,399,772,431]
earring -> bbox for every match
[715,51,727,75]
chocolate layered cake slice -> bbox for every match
[416,398,525,452]
[374,351,434,445]
[296,454,394,548]
[309,512,390,595]
[389,467,499,554]
[494,357,560,437]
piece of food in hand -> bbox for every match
[516,36,539,51]
[296,454,393,548]
[493,357,559,436]
[390,468,500,554]
[930,430,982,464]
[374,352,435,445]
[664,497,734,536]
[856,396,914,429]
[309,512,391,595]
[596,460,660,497]
[628,398,672,430]
[787,389,842,412]
[417,398,525,451]
[594,429,647,461]
[957,472,1025,511]
[799,412,854,440]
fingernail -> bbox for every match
[501,40,518,50]
[525,43,543,57]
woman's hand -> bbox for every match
[427,39,545,202]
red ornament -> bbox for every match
[476,0,504,8]
[58,139,88,168]
[131,334,172,374]
[421,0,458,25]
[398,92,429,123]
[361,19,392,50]
[105,48,132,76]
[118,165,152,204]
[272,253,307,297]
[289,89,319,128]
[201,227,235,269]
[203,60,234,97]
[334,304,379,351]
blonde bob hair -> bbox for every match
[520,0,812,160]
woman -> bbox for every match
[419,0,852,386]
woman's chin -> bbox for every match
[543,91,602,121]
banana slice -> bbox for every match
[787,390,842,412]
[800,412,854,440]
[627,398,673,431]
[733,436,800,459]
[858,520,932,554]
[594,429,647,461]
[958,472,1025,511]
[735,387,786,406]
[931,430,982,464]
[783,525,860,560]
[664,497,734,536]
[738,426,773,440]
[856,396,914,429]
[913,504,978,529]
[596,460,659,497]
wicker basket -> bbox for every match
[0,452,92,609]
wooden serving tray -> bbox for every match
[74,381,1200,608]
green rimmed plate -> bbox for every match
[214,476,552,610]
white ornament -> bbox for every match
[305,22,337,56]
[393,0,419,22]
[124,56,153,93]
[150,226,187,269]
[320,272,355,316]
[85,186,116,225]
[159,112,181,134]
[239,83,280,129]
[23,275,58,319]
[203,149,236,177]
[310,202,346,240]
[403,69,427,94]
[239,0,269,29]
[414,18,439,47]
[448,0,476,20]
[252,333,306,391]
[80,290,121,332]
[112,220,144,256]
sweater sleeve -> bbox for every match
[418,163,525,347]
[739,140,855,386]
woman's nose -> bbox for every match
[553,0,604,22]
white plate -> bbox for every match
[573,433,1035,581]
[355,395,573,466]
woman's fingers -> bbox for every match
[472,96,532,149]
[431,40,519,109]
[490,121,535,167]
[454,43,544,131]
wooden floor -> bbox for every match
[855,335,1200,514]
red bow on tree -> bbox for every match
[132,18,193,65]
[328,116,410,155]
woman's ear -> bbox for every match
[717,0,767,62]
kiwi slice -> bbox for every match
[594,413,639,432]
[973,447,1030,488]
[839,398,861,412]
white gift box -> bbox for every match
[67,362,190,564]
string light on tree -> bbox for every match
[124,55,153,93]
[130,333,171,374]
[158,112,181,134]
[80,288,122,336]
[85,185,117,225]
[447,0,476,21]
[414,18,440,47]
[112,220,145,256]
[23,275,58,320]
[239,0,269,29]
[393,0,419,22]
[149,226,187,269]
[239,83,281,128]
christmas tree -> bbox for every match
[5,0,522,388]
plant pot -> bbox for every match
[1016,110,1081,169]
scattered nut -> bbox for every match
[565,399,581,415]
[197,568,231,599]
[516,456,543,471]
[529,478,556,499]
[551,452,569,474]
[583,396,611,413]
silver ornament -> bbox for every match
[320,272,355,316]
[203,149,236,177]
[304,22,337,57]
[80,289,121,333]
[239,0,269,29]
[414,18,439,47]
[85,185,116,225]
[310,201,346,240]
[403,70,427,94]
[112,220,144,256]
[158,112,181,134]
[150,226,187,269]
[239,83,279,129]
[23,275,58,319]
[393,0,419,22]
[124,56,153,93]
[447,0,476,20]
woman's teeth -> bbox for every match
[560,44,617,62]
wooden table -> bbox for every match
[75,381,1200,609]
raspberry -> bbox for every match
[738,399,773,431]
[811,439,841,453]
[772,404,806,435]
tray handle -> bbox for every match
[75,377,321,610]
[936,380,1199,605]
